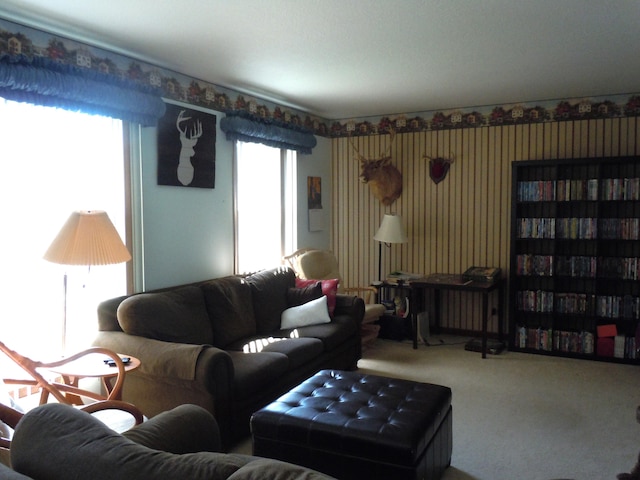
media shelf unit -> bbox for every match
[509,157,640,364]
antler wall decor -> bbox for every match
[423,154,454,184]
[350,129,402,205]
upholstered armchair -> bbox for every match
[284,248,385,346]
[1,402,335,480]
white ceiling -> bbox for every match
[1,0,639,120]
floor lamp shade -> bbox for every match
[43,210,131,266]
[44,210,130,354]
[374,213,408,245]
[373,213,408,281]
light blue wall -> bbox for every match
[296,135,331,251]
[137,102,330,291]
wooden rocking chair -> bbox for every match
[0,340,143,447]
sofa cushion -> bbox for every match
[295,278,339,317]
[278,315,357,352]
[246,267,296,334]
[286,282,322,307]
[227,351,289,398]
[259,337,324,369]
[200,276,256,348]
[117,286,213,345]
[227,336,324,370]
[281,296,331,329]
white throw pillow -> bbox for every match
[281,295,331,329]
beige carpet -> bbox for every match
[235,335,640,479]
[358,336,639,480]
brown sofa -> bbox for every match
[93,266,364,448]
[2,402,336,480]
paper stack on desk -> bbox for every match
[386,271,423,284]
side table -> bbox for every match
[47,353,140,404]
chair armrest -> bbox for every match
[334,294,365,326]
[344,286,378,304]
[80,400,144,426]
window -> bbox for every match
[0,99,127,358]
[234,142,296,273]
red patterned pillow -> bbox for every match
[295,278,339,317]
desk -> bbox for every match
[410,274,505,358]
[47,354,140,404]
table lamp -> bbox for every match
[373,213,408,281]
[43,210,131,353]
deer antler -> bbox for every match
[348,136,368,163]
[349,127,396,163]
[381,127,396,159]
[422,153,455,164]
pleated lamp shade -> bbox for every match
[373,213,408,245]
[43,210,131,266]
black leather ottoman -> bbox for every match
[251,370,452,480]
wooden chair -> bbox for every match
[0,341,129,405]
[0,340,143,446]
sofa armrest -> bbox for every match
[334,294,365,326]
[93,332,233,392]
[93,331,236,448]
[122,404,221,454]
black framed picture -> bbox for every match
[157,103,216,188]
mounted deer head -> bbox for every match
[350,130,402,205]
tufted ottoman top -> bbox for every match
[251,369,452,466]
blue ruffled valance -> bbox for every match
[0,54,166,126]
[220,111,317,154]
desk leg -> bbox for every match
[498,283,504,344]
[482,293,489,359]
[433,288,441,334]
[411,287,420,349]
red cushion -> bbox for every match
[295,278,339,317]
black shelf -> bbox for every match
[510,157,640,364]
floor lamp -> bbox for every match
[373,213,408,281]
[43,210,131,354]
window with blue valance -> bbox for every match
[0,54,166,126]
[220,110,317,154]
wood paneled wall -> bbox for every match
[331,118,640,335]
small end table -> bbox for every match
[47,353,140,404]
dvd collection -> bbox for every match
[516,177,640,202]
[515,326,637,359]
[513,161,640,363]
[517,217,639,240]
[515,255,640,280]
[516,290,640,319]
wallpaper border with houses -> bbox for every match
[2,17,640,139]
